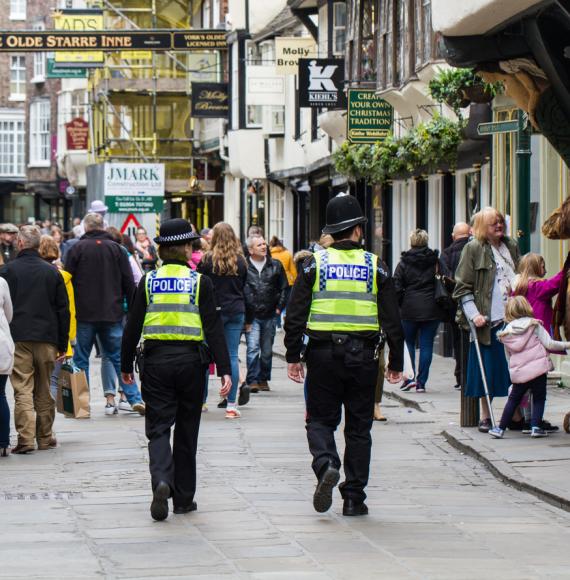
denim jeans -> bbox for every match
[74,321,142,405]
[401,320,440,387]
[222,312,245,404]
[0,375,9,447]
[246,317,277,385]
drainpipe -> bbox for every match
[516,110,532,254]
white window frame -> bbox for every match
[0,110,25,177]
[10,56,26,101]
[333,2,347,56]
[29,100,51,167]
[32,22,46,83]
[10,0,26,20]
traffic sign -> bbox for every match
[120,213,142,240]
[477,119,526,136]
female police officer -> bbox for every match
[285,194,404,517]
[121,218,231,521]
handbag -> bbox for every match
[434,262,456,321]
[56,360,90,419]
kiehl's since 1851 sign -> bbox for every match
[191,83,229,118]
[298,58,347,109]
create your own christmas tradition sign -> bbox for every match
[347,89,393,144]
[104,163,165,213]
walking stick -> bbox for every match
[466,317,497,429]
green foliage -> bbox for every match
[428,68,503,116]
[334,115,465,184]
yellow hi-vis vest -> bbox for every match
[307,247,380,332]
[142,264,204,341]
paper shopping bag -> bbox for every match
[56,363,90,419]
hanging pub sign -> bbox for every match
[0,30,227,52]
[347,89,393,144]
[298,58,346,109]
[191,83,229,118]
[66,118,89,150]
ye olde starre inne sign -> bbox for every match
[347,89,393,144]
[104,163,165,213]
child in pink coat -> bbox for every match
[491,296,570,439]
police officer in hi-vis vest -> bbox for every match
[284,193,405,516]
[121,219,231,521]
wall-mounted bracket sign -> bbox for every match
[0,30,228,51]
[191,83,229,118]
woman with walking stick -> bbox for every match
[453,208,520,432]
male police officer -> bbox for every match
[284,193,404,516]
[121,219,231,521]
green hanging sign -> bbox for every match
[47,59,87,78]
[347,89,393,144]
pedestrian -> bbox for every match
[491,296,570,438]
[199,222,251,418]
[393,229,449,393]
[135,227,159,273]
[0,224,19,264]
[121,233,144,286]
[64,213,145,416]
[0,276,13,457]
[244,235,288,392]
[61,224,83,263]
[0,226,69,454]
[453,207,520,432]
[242,225,263,257]
[38,236,77,398]
[269,236,296,328]
[285,193,405,516]
[188,238,204,271]
[50,225,65,254]
[121,218,231,521]
[200,228,213,245]
[441,222,471,390]
[74,200,109,238]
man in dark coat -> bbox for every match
[441,222,470,390]
[0,225,69,454]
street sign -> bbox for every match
[120,213,142,239]
[477,119,526,135]
[47,59,87,78]
[347,89,393,144]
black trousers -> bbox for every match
[141,343,207,507]
[305,342,378,503]
[450,322,463,386]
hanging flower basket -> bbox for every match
[462,84,494,104]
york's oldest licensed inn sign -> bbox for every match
[298,58,347,109]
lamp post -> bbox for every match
[516,110,532,254]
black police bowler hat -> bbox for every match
[153,218,201,246]
[322,193,367,235]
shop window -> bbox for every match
[360,0,377,81]
[10,0,26,20]
[10,56,26,101]
[270,187,285,242]
[0,116,25,177]
[29,100,51,167]
[247,105,263,128]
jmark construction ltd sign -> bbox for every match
[104,163,165,213]
[0,30,227,51]
[347,89,393,144]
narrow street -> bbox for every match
[2,348,570,579]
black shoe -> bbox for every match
[343,499,369,517]
[173,501,197,514]
[150,481,170,522]
[217,399,228,409]
[313,463,340,513]
[238,383,250,406]
[453,384,461,391]
[508,419,525,431]
[478,418,492,433]
[541,420,559,433]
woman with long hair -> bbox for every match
[198,222,250,418]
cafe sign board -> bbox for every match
[66,118,89,150]
[275,37,316,75]
[347,89,393,144]
[191,82,229,118]
[104,163,165,213]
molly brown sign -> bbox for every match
[191,83,229,118]
[104,163,165,213]
[0,30,228,51]
[66,118,89,150]
[275,37,316,75]
[298,58,346,109]
[347,89,393,144]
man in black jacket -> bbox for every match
[244,235,288,392]
[65,212,144,415]
[0,226,69,454]
[441,222,470,390]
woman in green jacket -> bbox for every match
[453,207,520,432]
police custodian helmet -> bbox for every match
[322,192,367,235]
[153,218,201,246]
